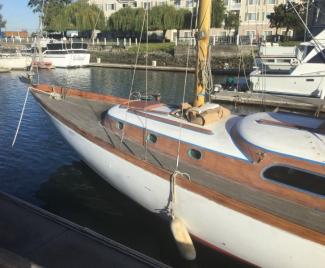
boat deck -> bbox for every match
[0,191,170,268]
[31,90,325,237]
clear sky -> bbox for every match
[0,0,38,32]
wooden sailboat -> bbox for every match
[29,0,325,266]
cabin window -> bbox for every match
[308,49,325,64]
[263,165,325,197]
[188,148,202,160]
[116,121,124,130]
[147,133,157,144]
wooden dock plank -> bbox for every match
[0,191,170,268]
[211,91,325,112]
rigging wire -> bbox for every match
[144,7,149,161]
[174,0,196,172]
[119,8,147,148]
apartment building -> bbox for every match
[88,0,302,39]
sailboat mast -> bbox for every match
[193,0,211,107]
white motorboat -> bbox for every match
[250,31,325,97]
[0,48,32,70]
[32,38,90,68]
[257,42,297,71]
[29,0,325,266]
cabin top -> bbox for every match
[237,112,325,165]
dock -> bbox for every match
[0,191,170,268]
[88,62,249,75]
[211,91,325,113]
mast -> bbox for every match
[193,0,211,107]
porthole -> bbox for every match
[147,133,157,143]
[116,121,124,130]
[188,148,202,160]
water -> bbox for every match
[0,68,252,267]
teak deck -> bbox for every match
[31,89,325,243]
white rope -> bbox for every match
[169,0,196,219]
[169,171,191,219]
[12,87,30,147]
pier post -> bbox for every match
[175,37,177,46]
[104,38,106,45]
[123,38,126,47]
[92,38,95,45]
[117,38,119,46]
[129,38,131,47]
[213,36,216,46]
[135,38,137,45]
[236,34,239,45]
[5,37,7,43]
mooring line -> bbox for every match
[12,87,30,147]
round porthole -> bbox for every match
[147,133,157,143]
[188,148,202,160]
[116,121,124,130]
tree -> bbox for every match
[224,11,240,35]
[283,2,305,38]
[267,2,305,39]
[27,0,71,13]
[0,4,6,29]
[107,5,191,40]
[149,5,177,40]
[45,0,105,32]
[211,0,225,28]
[267,5,285,37]
[107,8,145,37]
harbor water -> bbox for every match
[0,68,255,267]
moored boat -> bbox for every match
[250,30,325,97]
[29,0,325,266]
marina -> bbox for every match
[0,0,324,267]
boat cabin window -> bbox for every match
[308,49,325,63]
[147,133,157,143]
[188,148,202,160]
[263,165,325,197]
[116,121,124,130]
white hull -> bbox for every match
[44,108,325,268]
[0,56,32,69]
[37,53,90,68]
[250,71,325,97]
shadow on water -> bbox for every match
[37,161,251,268]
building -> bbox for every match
[88,0,302,40]
[3,31,28,38]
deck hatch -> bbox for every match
[263,165,325,197]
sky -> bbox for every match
[0,0,38,32]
